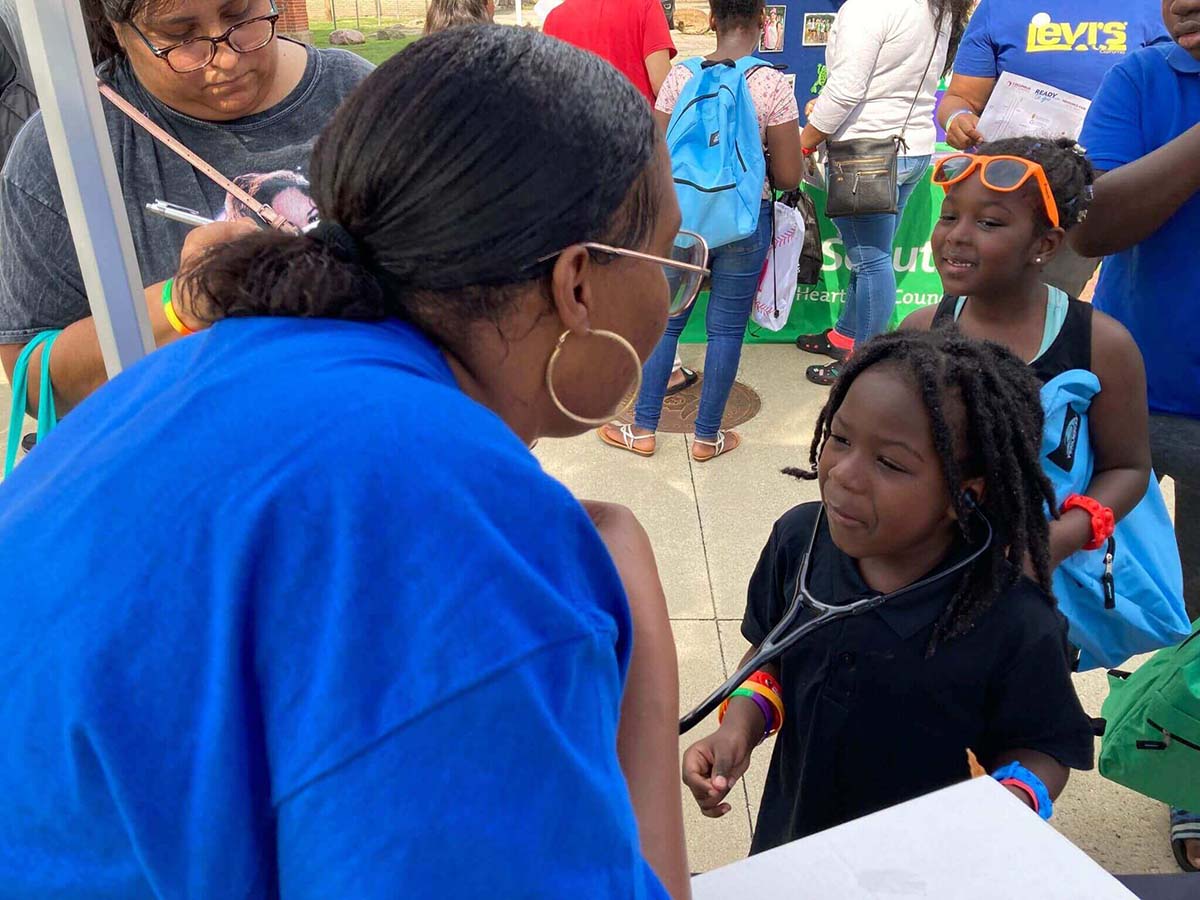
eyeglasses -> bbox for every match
[932,153,1061,228]
[129,1,280,74]
[539,230,710,316]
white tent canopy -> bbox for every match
[14,0,151,378]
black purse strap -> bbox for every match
[896,9,946,152]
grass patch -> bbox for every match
[308,21,419,66]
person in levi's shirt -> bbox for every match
[543,0,677,102]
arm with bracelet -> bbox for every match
[682,645,782,819]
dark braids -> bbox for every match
[784,330,1059,655]
[976,136,1095,229]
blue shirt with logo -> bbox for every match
[954,0,1167,99]
[0,317,668,897]
[1080,43,1200,419]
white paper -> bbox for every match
[692,777,1137,899]
[976,71,1091,143]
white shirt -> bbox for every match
[809,0,951,156]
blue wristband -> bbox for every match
[992,761,1053,821]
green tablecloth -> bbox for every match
[681,171,947,344]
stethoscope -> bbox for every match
[679,494,995,734]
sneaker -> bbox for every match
[795,329,849,361]
[806,360,843,386]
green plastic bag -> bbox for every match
[1099,620,1200,810]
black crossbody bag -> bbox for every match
[823,13,943,217]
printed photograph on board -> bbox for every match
[759,5,786,53]
[802,11,834,46]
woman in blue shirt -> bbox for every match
[0,26,701,898]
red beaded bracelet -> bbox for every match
[1061,493,1115,551]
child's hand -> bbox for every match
[682,726,755,818]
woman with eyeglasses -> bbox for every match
[0,0,372,421]
[0,26,701,898]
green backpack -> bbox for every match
[1099,619,1200,810]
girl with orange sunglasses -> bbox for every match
[902,136,1157,627]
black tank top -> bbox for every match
[931,291,1093,384]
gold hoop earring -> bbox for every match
[545,329,642,427]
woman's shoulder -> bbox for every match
[313,45,377,85]
[0,106,51,191]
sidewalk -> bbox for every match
[534,341,1179,876]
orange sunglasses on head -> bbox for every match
[932,153,1060,228]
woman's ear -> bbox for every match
[548,247,593,337]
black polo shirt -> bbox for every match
[743,503,1095,854]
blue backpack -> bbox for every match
[1040,369,1191,670]
[665,57,768,250]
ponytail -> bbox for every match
[179,230,385,322]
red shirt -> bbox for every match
[543,0,677,103]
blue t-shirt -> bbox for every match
[953,0,1166,99]
[1080,43,1200,419]
[0,318,667,898]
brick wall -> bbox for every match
[278,1,313,41]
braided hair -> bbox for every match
[784,330,1058,655]
[976,136,1095,230]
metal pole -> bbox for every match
[515,0,523,26]
[354,0,360,29]
[14,0,151,378]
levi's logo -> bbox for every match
[709,130,720,147]
[1048,406,1083,472]
[1025,13,1127,54]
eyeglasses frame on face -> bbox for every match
[932,153,1061,229]
[537,229,712,315]
[128,0,281,74]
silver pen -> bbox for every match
[145,200,214,228]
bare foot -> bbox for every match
[692,431,740,462]
[1188,838,1200,870]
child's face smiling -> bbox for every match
[931,174,1052,298]
[817,366,963,583]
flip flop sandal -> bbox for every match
[692,430,739,462]
[599,423,656,457]
[1170,810,1200,872]
[665,366,699,397]
[795,329,849,360]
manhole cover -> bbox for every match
[618,372,761,433]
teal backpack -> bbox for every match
[665,56,769,250]
[1040,368,1190,670]
[1099,620,1200,810]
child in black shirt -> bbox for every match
[682,330,1096,852]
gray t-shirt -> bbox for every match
[0,43,373,342]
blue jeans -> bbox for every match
[634,201,773,440]
[830,155,931,343]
